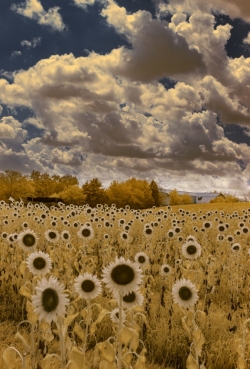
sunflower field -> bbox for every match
[1,199,250,369]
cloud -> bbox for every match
[243,32,250,44]
[155,0,250,23]
[11,51,22,58]
[101,1,206,82]
[1,0,250,195]
[20,37,42,48]
[11,0,66,31]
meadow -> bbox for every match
[1,199,250,369]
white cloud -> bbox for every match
[155,0,250,23]
[243,32,250,44]
[11,0,66,31]
[21,37,42,48]
[11,51,22,57]
[101,1,206,82]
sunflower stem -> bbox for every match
[30,323,36,369]
[117,293,123,369]
[57,316,67,369]
[83,299,90,355]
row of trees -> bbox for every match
[0,170,165,209]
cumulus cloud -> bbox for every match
[73,0,107,8]
[0,0,250,195]
[11,0,66,31]
[155,0,250,23]
[101,1,206,82]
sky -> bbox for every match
[1,0,250,195]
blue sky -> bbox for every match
[1,0,250,195]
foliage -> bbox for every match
[0,170,35,202]
[106,177,155,209]
[149,180,161,207]
[82,178,108,207]
[30,171,78,197]
[51,185,87,205]
[169,189,192,205]
[210,193,239,203]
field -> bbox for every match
[1,200,250,369]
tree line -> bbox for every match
[0,170,167,209]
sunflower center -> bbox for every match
[111,264,135,285]
[145,228,152,235]
[81,280,95,292]
[186,245,197,255]
[164,267,169,273]
[122,233,127,239]
[33,257,46,270]
[49,232,57,239]
[179,286,192,301]
[82,229,91,237]
[23,234,36,247]
[63,233,69,239]
[123,291,136,303]
[169,232,173,237]
[233,246,240,250]
[42,288,59,312]
[138,256,146,263]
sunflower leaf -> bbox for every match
[2,347,20,369]
[26,300,38,324]
[64,313,79,330]
[19,284,32,299]
[68,346,90,369]
[237,356,246,369]
[73,322,85,342]
[99,360,117,369]
[192,328,205,355]
[186,353,199,369]
[96,340,116,363]
[134,354,146,369]
[42,354,61,369]
[94,308,109,325]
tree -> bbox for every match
[82,178,108,207]
[149,180,161,207]
[51,185,86,205]
[30,171,56,196]
[0,170,35,202]
[106,178,155,209]
[210,193,239,203]
[169,189,192,205]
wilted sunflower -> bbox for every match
[134,252,149,267]
[172,278,199,309]
[160,264,172,277]
[32,276,69,323]
[26,251,52,276]
[45,229,60,243]
[74,273,102,300]
[17,229,38,252]
[102,257,142,295]
[182,241,202,260]
[77,225,94,240]
[114,289,144,309]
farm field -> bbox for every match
[1,200,250,369]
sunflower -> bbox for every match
[167,229,175,238]
[160,264,172,277]
[231,243,241,253]
[61,230,71,242]
[102,257,142,295]
[172,278,199,309]
[182,241,202,260]
[45,230,60,243]
[32,276,69,323]
[77,225,94,240]
[134,252,149,267]
[110,308,126,325]
[113,289,144,309]
[74,273,102,300]
[17,229,38,252]
[120,231,130,242]
[143,226,154,238]
[26,251,52,276]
